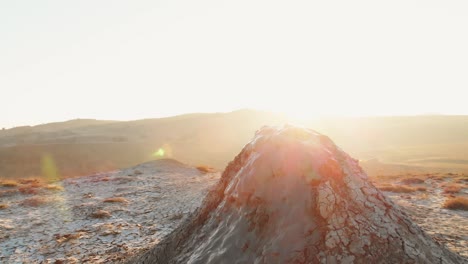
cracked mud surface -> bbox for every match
[130,126,466,264]
[0,160,220,263]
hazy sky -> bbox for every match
[1,1,467,128]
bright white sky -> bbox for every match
[1,0,467,128]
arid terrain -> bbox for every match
[3,0,467,261]
[0,159,466,263]
[2,111,468,179]
[1,116,468,262]
[0,160,220,263]
[372,174,468,257]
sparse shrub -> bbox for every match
[45,184,64,191]
[415,186,427,191]
[0,203,9,209]
[431,176,446,182]
[443,184,462,194]
[196,165,214,174]
[29,182,46,188]
[91,176,110,183]
[18,178,41,185]
[378,184,416,193]
[1,180,19,187]
[442,197,468,211]
[400,178,425,185]
[55,232,82,243]
[20,197,49,207]
[91,210,112,219]
[18,186,40,195]
[103,197,129,203]
[83,193,94,199]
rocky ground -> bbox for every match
[0,161,466,263]
[0,159,220,263]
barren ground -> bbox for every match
[0,161,466,263]
[0,160,220,263]
[373,174,468,258]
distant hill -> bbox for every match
[1,110,468,179]
[0,119,116,136]
[312,115,468,173]
[0,110,287,178]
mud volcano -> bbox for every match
[129,126,464,264]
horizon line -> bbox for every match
[2,109,468,130]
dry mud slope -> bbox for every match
[129,126,465,264]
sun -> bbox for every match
[284,110,316,121]
[271,101,336,122]
[278,106,323,122]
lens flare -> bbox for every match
[41,154,71,221]
[41,154,60,182]
[153,144,173,158]
[153,148,165,157]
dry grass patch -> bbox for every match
[430,176,447,182]
[0,203,9,209]
[17,178,42,185]
[103,197,129,203]
[378,184,417,193]
[29,182,47,188]
[442,197,468,211]
[415,186,427,192]
[1,180,19,187]
[400,178,425,185]
[17,182,63,194]
[91,177,110,183]
[18,178,44,186]
[18,185,41,195]
[416,193,429,200]
[55,232,84,243]
[443,184,463,194]
[196,165,215,174]
[45,184,64,191]
[82,192,94,199]
[20,196,50,207]
[91,210,112,219]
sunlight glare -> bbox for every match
[41,154,60,182]
[153,144,173,158]
[154,148,165,157]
